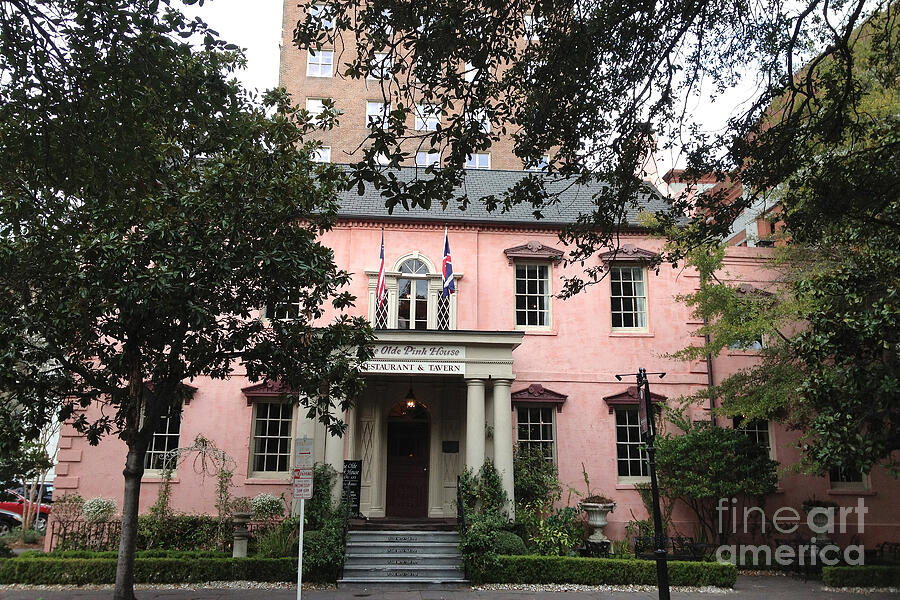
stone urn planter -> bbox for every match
[582,499,616,543]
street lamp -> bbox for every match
[616,367,669,600]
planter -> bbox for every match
[582,502,616,542]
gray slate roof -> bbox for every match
[336,167,670,227]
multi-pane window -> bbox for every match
[464,61,478,83]
[307,49,333,77]
[306,98,325,117]
[366,101,390,129]
[251,402,293,474]
[517,406,555,460]
[398,259,428,330]
[515,263,550,328]
[611,266,648,329]
[269,294,301,320]
[829,465,867,489]
[144,407,181,472]
[312,147,331,163]
[525,155,549,172]
[308,4,335,30]
[523,15,541,40]
[415,151,440,167]
[734,417,770,454]
[616,407,649,479]
[473,109,490,133]
[465,153,490,169]
[415,104,440,131]
[369,52,391,79]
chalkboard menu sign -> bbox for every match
[341,460,362,516]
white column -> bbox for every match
[324,402,345,505]
[465,378,485,471]
[428,384,443,517]
[492,379,515,517]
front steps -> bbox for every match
[339,528,468,588]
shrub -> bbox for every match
[0,539,11,559]
[493,531,527,556]
[0,557,300,584]
[513,447,561,508]
[81,498,117,523]
[302,525,345,582]
[136,514,225,551]
[306,464,337,531]
[532,507,582,556]
[822,566,900,588]
[468,555,737,587]
[251,493,284,521]
[256,517,299,558]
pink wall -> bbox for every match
[53,221,899,548]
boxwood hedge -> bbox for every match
[0,556,332,584]
[468,555,737,588]
[822,566,900,588]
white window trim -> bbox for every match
[415,151,441,167]
[366,101,390,129]
[524,155,549,172]
[514,260,553,331]
[615,406,650,484]
[306,49,334,78]
[365,250,460,330]
[414,103,440,131]
[515,404,558,464]
[308,4,335,30]
[466,153,491,169]
[313,146,331,163]
[368,52,391,80]
[248,400,297,479]
[142,406,183,479]
[828,467,870,491]
[610,264,650,333]
[306,97,326,120]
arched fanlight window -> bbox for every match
[398,258,428,330]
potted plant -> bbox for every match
[576,464,616,542]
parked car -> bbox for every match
[0,489,51,533]
[11,484,53,505]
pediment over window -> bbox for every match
[600,244,658,262]
[144,381,197,405]
[735,283,773,298]
[511,383,568,412]
[602,386,666,414]
[504,241,564,265]
[242,380,295,406]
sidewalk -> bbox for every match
[1,576,897,600]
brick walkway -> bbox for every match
[1,576,898,600]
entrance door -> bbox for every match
[385,421,429,518]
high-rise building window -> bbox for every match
[312,146,331,163]
[415,104,440,131]
[366,101,390,129]
[465,153,490,169]
[306,49,333,77]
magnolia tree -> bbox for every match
[0,1,372,599]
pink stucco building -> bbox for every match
[51,169,898,549]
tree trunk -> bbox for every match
[114,440,146,600]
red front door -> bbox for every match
[385,421,429,518]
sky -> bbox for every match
[183,0,762,176]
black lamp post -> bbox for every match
[616,367,670,600]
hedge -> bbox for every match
[17,550,229,560]
[822,566,900,588]
[0,556,336,584]
[468,555,737,588]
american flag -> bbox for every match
[376,229,386,306]
[442,227,455,297]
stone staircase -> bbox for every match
[339,528,467,587]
